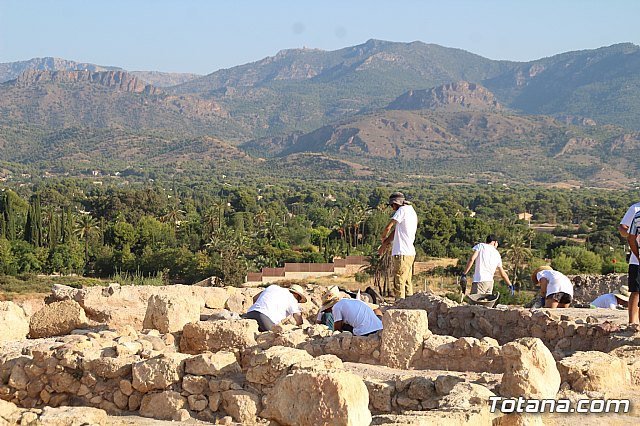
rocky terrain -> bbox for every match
[0,279,639,425]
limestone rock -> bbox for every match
[224,289,253,313]
[246,346,314,385]
[364,379,394,413]
[36,406,108,426]
[139,390,186,420]
[290,354,344,373]
[494,413,545,426]
[557,351,630,392]
[49,284,209,330]
[500,337,560,399]
[0,399,22,425]
[142,294,200,333]
[380,309,430,369]
[439,382,495,410]
[435,377,466,398]
[204,287,230,309]
[132,353,191,393]
[609,345,640,385]
[221,390,261,424]
[84,355,136,379]
[188,394,208,411]
[182,375,209,394]
[184,351,240,376]
[262,370,371,426]
[180,320,258,354]
[0,302,29,342]
[29,300,89,338]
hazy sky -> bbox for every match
[1,0,638,75]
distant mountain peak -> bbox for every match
[387,81,502,111]
[13,69,161,95]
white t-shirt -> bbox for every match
[332,299,383,336]
[591,293,619,309]
[536,270,573,297]
[391,205,418,256]
[620,202,640,265]
[472,243,503,282]
[247,285,300,324]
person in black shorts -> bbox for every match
[625,210,640,324]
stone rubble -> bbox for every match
[0,282,638,424]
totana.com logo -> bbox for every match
[489,396,631,414]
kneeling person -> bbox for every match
[531,266,573,308]
[320,291,383,336]
[242,284,307,332]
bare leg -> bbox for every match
[557,303,570,308]
[629,292,640,324]
[545,298,559,308]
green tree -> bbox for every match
[74,214,101,270]
[504,234,533,288]
[24,194,43,247]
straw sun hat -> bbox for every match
[531,266,553,285]
[288,284,308,303]
[613,285,631,302]
[320,287,342,311]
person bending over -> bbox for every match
[531,266,573,308]
[242,284,307,332]
[319,289,383,336]
[591,285,630,309]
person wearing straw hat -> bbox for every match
[319,288,383,336]
[531,266,573,308]
[378,191,418,299]
[591,285,630,309]
[315,285,341,330]
[242,284,308,332]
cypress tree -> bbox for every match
[61,206,73,244]
[24,195,43,247]
[33,194,43,247]
[25,205,33,244]
[3,193,16,241]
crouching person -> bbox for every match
[531,266,573,308]
[242,284,308,332]
[319,288,383,336]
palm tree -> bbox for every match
[203,206,219,237]
[505,234,533,289]
[74,214,101,268]
[160,206,185,230]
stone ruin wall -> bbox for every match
[394,293,639,357]
[570,273,626,303]
[1,274,639,425]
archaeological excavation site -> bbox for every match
[1,276,639,425]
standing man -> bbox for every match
[619,202,640,324]
[461,234,512,294]
[378,192,418,299]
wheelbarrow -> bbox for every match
[466,293,500,308]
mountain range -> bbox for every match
[1,40,640,187]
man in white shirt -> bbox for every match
[378,192,418,299]
[619,202,640,324]
[462,234,512,294]
[591,285,630,309]
[319,290,383,336]
[242,284,307,331]
[531,266,573,308]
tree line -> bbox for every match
[0,178,634,287]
